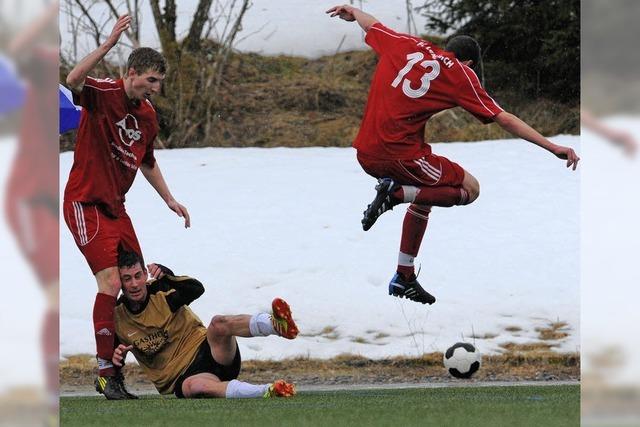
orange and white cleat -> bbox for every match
[264,379,296,398]
[271,298,299,339]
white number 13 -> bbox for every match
[391,52,440,99]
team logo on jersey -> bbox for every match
[133,329,169,357]
[115,114,142,147]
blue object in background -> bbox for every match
[59,84,82,133]
[0,55,26,116]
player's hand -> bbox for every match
[105,14,131,48]
[326,5,356,21]
[167,199,191,228]
[552,145,580,170]
[112,344,133,367]
[147,263,166,280]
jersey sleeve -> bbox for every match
[72,76,112,111]
[455,64,504,123]
[141,139,156,167]
[141,101,158,167]
[151,275,205,312]
[365,23,408,56]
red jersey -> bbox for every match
[63,77,158,217]
[354,23,504,160]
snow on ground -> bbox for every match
[60,136,580,360]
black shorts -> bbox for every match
[173,339,242,398]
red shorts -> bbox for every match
[63,201,143,274]
[357,151,465,187]
[5,190,59,285]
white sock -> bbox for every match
[97,357,114,372]
[402,186,419,203]
[398,251,415,268]
[249,312,275,337]
[225,379,270,398]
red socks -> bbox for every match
[413,186,467,207]
[394,185,469,207]
[93,293,117,376]
[397,205,431,279]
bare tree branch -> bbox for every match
[73,0,102,48]
[214,0,250,89]
[184,0,213,52]
[104,0,140,48]
[149,0,177,55]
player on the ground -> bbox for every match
[106,251,298,399]
[63,14,190,398]
[327,5,579,305]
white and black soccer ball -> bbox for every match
[443,342,482,379]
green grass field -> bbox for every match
[60,385,579,427]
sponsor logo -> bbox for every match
[134,330,169,357]
[115,114,142,147]
[96,328,112,336]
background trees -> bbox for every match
[420,0,580,104]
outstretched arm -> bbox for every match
[494,111,580,170]
[326,5,379,32]
[65,14,131,92]
[140,162,191,228]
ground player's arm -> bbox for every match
[326,5,379,32]
[161,276,205,312]
[112,344,133,367]
[494,111,580,170]
[140,161,191,228]
[65,15,131,93]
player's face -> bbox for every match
[127,68,165,101]
[119,263,148,303]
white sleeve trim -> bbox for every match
[456,60,503,116]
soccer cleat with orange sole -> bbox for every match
[264,379,296,398]
[271,298,299,339]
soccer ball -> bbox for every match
[443,342,482,379]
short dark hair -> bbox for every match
[118,250,143,270]
[445,35,481,65]
[126,47,167,74]
[445,35,483,81]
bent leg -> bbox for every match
[93,267,121,376]
[181,373,227,398]
[182,374,278,399]
[460,170,480,204]
[207,315,251,366]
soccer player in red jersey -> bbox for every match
[327,5,579,305]
[62,14,190,398]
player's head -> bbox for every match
[118,250,148,303]
[124,47,166,101]
[445,35,483,78]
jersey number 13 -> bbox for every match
[391,52,441,99]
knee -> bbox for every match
[97,269,121,296]
[208,315,230,338]
[462,177,480,205]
